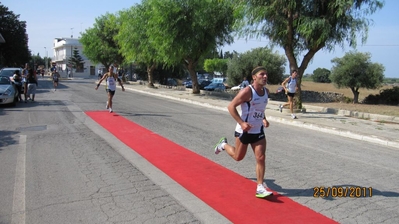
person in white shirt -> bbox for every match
[95,65,125,113]
[279,70,299,119]
[240,77,250,89]
[98,68,103,80]
[214,66,273,198]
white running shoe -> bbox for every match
[291,114,297,119]
[214,137,227,154]
[279,104,283,113]
[109,108,113,113]
[256,184,273,198]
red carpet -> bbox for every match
[86,111,337,224]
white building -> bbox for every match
[52,37,101,75]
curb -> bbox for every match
[267,115,399,149]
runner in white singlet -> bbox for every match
[95,65,125,113]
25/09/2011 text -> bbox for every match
[313,186,372,198]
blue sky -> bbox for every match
[3,0,398,78]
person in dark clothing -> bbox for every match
[25,69,38,102]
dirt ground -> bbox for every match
[267,81,399,117]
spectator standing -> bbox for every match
[25,68,38,102]
[98,68,103,80]
[240,77,250,89]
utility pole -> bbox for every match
[70,28,74,77]
[44,47,48,73]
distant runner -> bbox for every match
[95,65,125,113]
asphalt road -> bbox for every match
[0,77,398,224]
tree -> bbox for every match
[0,4,30,67]
[145,0,236,93]
[234,0,384,108]
[312,68,331,83]
[204,58,228,76]
[80,13,125,69]
[67,47,85,72]
[116,4,161,87]
[330,51,384,103]
[226,47,286,86]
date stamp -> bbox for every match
[313,186,373,198]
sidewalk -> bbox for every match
[83,73,399,150]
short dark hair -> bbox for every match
[251,66,267,76]
[292,69,297,74]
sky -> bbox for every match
[2,0,399,78]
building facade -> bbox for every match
[52,37,101,75]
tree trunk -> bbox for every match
[295,74,302,109]
[146,64,156,88]
[351,87,360,103]
[186,59,200,94]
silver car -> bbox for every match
[0,75,18,106]
[0,67,23,78]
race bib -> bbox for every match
[253,110,264,120]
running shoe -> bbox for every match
[109,108,113,113]
[256,184,273,198]
[291,114,297,119]
[214,137,227,154]
[279,104,283,113]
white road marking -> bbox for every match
[11,135,26,224]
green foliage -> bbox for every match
[232,0,384,107]
[384,78,399,84]
[31,54,45,68]
[223,51,237,59]
[116,4,158,66]
[312,68,331,83]
[204,58,228,75]
[80,13,124,68]
[330,51,385,103]
[363,87,399,105]
[0,4,30,67]
[226,47,286,86]
[146,0,235,65]
[143,0,236,93]
[67,48,85,71]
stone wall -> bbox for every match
[269,90,345,103]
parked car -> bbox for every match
[0,67,23,79]
[0,75,18,106]
[185,80,192,88]
[166,78,177,86]
[199,80,212,90]
[0,67,24,92]
[231,85,241,91]
[204,82,226,91]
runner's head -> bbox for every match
[251,66,268,86]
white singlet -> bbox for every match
[287,77,297,93]
[106,75,116,91]
[235,85,268,134]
